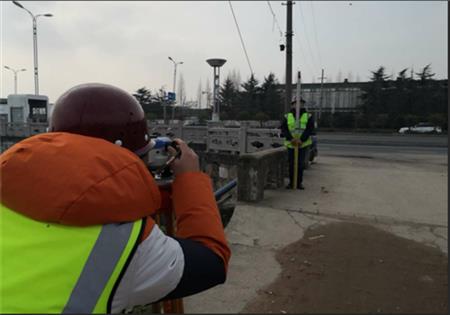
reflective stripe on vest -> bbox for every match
[0,204,143,314]
[284,112,313,149]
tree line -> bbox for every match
[320,64,447,130]
[132,72,286,124]
[133,64,447,130]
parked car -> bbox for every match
[398,122,442,134]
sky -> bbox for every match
[1,1,448,105]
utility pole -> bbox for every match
[13,1,53,95]
[284,0,294,113]
[168,57,183,122]
[317,68,327,123]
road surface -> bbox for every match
[184,134,448,314]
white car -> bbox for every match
[398,122,442,134]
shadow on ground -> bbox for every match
[243,222,448,314]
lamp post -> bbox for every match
[206,58,226,122]
[12,1,53,95]
[4,66,26,94]
[168,56,183,121]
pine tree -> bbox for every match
[415,64,435,84]
[239,74,261,119]
[260,72,284,119]
[219,77,239,118]
[133,87,152,107]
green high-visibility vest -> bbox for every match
[0,204,143,313]
[284,112,313,149]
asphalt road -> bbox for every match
[317,132,447,148]
[316,132,447,157]
[319,143,447,157]
[184,132,448,314]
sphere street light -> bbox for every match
[4,66,27,94]
[12,1,53,95]
[206,58,226,122]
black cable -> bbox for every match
[293,19,316,78]
[310,2,323,68]
[267,1,283,38]
[296,2,320,75]
[228,1,254,76]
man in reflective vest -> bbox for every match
[0,83,231,313]
[280,98,314,190]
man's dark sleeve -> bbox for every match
[280,117,293,141]
[300,116,315,142]
[159,238,226,301]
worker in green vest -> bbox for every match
[0,83,230,313]
[280,98,314,190]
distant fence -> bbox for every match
[0,122,48,152]
[0,122,48,138]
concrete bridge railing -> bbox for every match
[0,122,48,138]
[199,146,288,203]
[2,121,289,203]
[148,121,284,154]
[237,147,287,202]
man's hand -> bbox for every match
[291,139,302,147]
[167,138,200,176]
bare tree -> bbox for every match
[204,79,212,109]
[336,70,342,83]
[228,69,242,91]
[177,73,186,106]
[347,71,353,82]
[196,79,202,109]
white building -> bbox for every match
[0,94,49,123]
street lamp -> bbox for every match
[4,66,27,94]
[206,58,226,122]
[168,56,183,121]
[12,1,53,95]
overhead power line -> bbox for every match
[266,1,283,38]
[293,32,315,79]
[292,13,315,77]
[296,2,320,75]
[310,2,323,68]
[228,1,254,76]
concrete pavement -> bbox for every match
[184,147,447,313]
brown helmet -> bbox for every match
[50,83,151,156]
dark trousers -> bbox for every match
[287,147,307,187]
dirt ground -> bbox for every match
[243,222,448,314]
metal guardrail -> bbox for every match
[1,121,284,154]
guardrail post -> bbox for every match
[177,120,184,139]
[237,147,286,202]
[239,122,248,154]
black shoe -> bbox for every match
[285,184,292,189]
[298,184,305,190]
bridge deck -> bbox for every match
[184,145,448,313]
